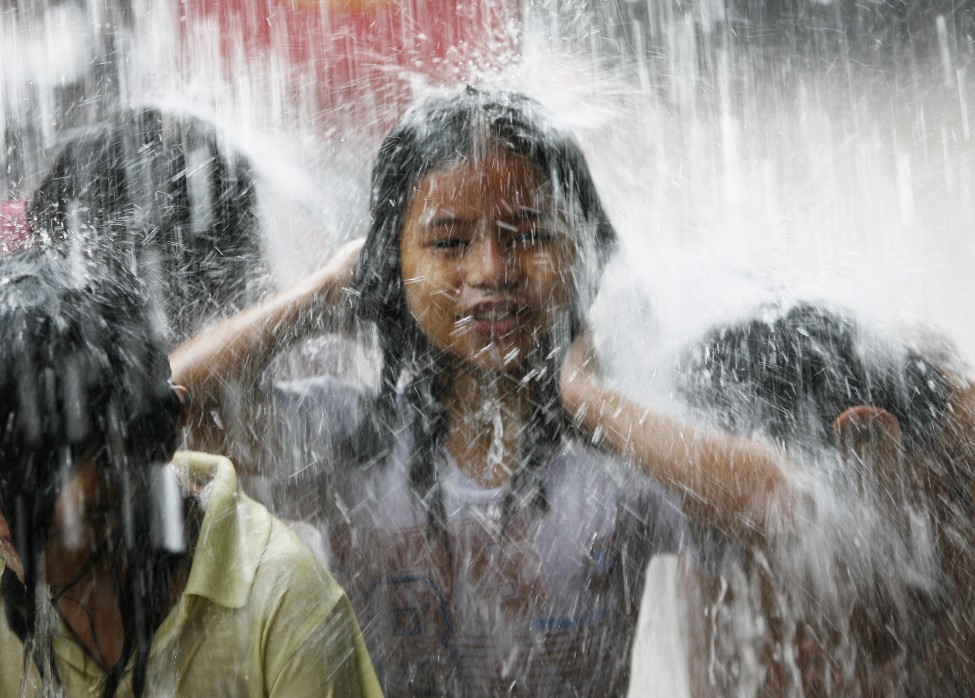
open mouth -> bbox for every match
[461,302,532,336]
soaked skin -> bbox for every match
[1,459,125,669]
[399,150,576,377]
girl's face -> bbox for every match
[43,457,114,588]
[0,457,112,585]
[400,150,577,375]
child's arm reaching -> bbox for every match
[169,238,364,459]
[558,333,799,544]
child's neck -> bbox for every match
[52,556,125,671]
[444,368,535,489]
[51,540,194,673]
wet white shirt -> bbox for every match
[274,376,696,697]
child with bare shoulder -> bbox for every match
[0,249,380,698]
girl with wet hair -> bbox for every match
[173,86,791,695]
[0,249,380,698]
[0,249,184,698]
[28,107,268,346]
[351,89,616,544]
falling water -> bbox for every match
[2,1,974,695]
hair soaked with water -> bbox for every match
[28,108,267,346]
[679,303,953,453]
[0,248,184,698]
[675,305,975,689]
[349,87,618,541]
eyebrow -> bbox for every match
[429,214,471,229]
[426,206,549,232]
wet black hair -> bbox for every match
[677,304,966,677]
[677,303,952,456]
[28,108,267,346]
[0,248,183,698]
[350,87,618,540]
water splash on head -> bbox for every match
[0,249,184,697]
[3,2,975,696]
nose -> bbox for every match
[465,233,515,289]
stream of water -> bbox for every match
[2,1,973,695]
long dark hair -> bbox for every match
[349,87,618,541]
[0,248,184,698]
[28,108,267,346]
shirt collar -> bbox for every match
[171,452,271,610]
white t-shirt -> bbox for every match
[274,376,695,697]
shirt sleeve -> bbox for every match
[273,376,371,445]
[266,591,382,698]
[270,376,371,520]
[627,472,736,577]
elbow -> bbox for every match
[728,449,804,546]
[747,469,811,547]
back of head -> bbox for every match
[679,305,967,682]
[678,303,952,455]
[28,108,266,345]
[353,87,618,373]
[0,247,179,647]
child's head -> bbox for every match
[28,108,266,345]
[679,303,952,454]
[0,248,184,695]
[679,304,962,679]
[349,88,617,535]
[353,87,617,378]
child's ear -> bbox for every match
[172,385,191,430]
[159,385,192,462]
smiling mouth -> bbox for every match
[460,304,532,336]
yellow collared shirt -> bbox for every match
[0,452,382,698]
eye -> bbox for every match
[512,227,556,248]
[502,208,559,249]
[425,215,472,253]
[430,237,469,251]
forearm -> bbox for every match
[169,243,361,463]
[562,370,794,543]
[170,242,360,410]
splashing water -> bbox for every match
[3,1,975,696]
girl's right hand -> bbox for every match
[297,238,366,329]
[327,237,365,286]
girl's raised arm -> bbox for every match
[559,335,799,544]
[169,239,364,453]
